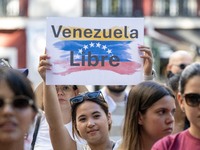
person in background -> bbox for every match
[152,62,200,150]
[34,82,44,111]
[0,58,29,77]
[32,84,87,150]
[165,50,193,134]
[35,54,88,150]
[118,81,176,150]
[166,50,193,77]
[101,45,155,141]
[0,58,37,150]
[0,67,37,150]
[167,73,190,133]
[100,85,128,141]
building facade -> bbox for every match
[0,0,199,85]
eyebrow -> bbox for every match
[77,111,101,119]
[92,111,101,115]
[155,107,176,111]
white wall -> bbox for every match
[28,0,83,17]
[27,0,83,89]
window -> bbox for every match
[83,0,133,17]
[0,0,27,17]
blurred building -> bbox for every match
[0,0,28,68]
[82,0,200,80]
[0,0,199,86]
[0,0,83,87]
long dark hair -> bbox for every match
[179,62,200,94]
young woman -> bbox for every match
[118,81,176,150]
[71,91,118,150]
[29,54,88,150]
[38,54,119,150]
[0,67,37,150]
[152,62,200,150]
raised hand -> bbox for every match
[38,54,51,81]
[138,45,153,76]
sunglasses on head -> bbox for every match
[0,95,34,110]
[183,93,200,107]
[0,58,12,68]
[70,91,105,106]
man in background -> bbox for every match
[166,50,193,77]
[166,50,194,133]
[101,85,128,141]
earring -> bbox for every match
[182,107,185,112]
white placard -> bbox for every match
[46,17,144,85]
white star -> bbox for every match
[107,49,112,54]
[96,42,101,48]
[89,42,94,47]
[75,54,80,59]
[83,45,88,50]
[102,45,107,50]
[78,49,83,54]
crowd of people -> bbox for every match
[0,44,199,150]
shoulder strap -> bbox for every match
[31,112,42,150]
[112,141,116,150]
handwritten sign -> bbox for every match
[46,17,144,85]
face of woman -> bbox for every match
[55,85,77,106]
[75,101,111,144]
[178,76,200,136]
[0,80,35,143]
[139,95,176,141]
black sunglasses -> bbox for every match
[70,91,105,106]
[0,95,34,109]
[174,63,188,70]
[183,93,200,107]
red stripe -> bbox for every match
[53,61,141,75]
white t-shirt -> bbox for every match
[25,111,86,150]
[76,140,121,150]
[26,111,119,150]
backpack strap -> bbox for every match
[31,111,42,150]
[112,141,116,150]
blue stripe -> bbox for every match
[53,40,133,62]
